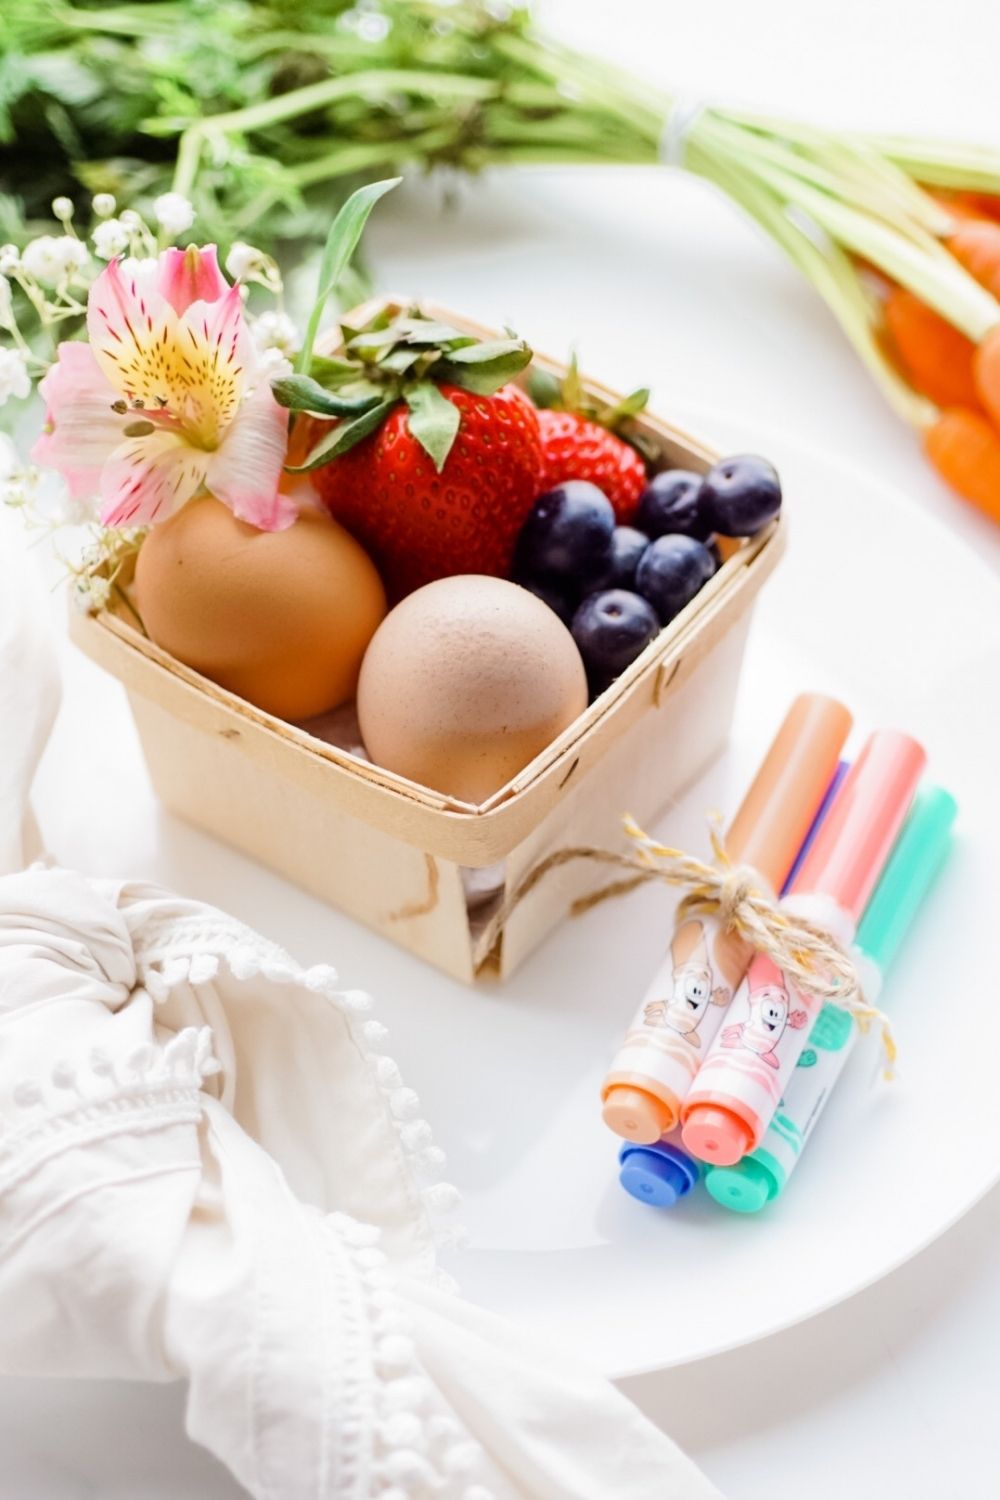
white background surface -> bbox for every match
[7,1,1000,1496]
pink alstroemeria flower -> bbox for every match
[32,245,294,530]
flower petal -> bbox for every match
[99,429,208,528]
[157,244,228,316]
[30,342,126,502]
[204,381,293,531]
[86,256,176,405]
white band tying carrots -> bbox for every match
[659,97,709,168]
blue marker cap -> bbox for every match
[619,1140,699,1208]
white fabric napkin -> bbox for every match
[0,545,721,1499]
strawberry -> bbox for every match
[275,306,540,599]
[529,356,651,523]
[536,408,647,522]
[313,382,541,598]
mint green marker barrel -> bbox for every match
[704,785,957,1213]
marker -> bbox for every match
[615,761,852,1212]
[618,1132,700,1208]
[601,694,852,1145]
[681,730,927,1166]
[704,785,956,1212]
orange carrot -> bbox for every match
[883,287,981,410]
[974,324,1000,428]
[951,191,1000,226]
[947,219,1000,299]
[924,407,1000,525]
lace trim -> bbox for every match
[323,1213,495,1500]
[0,1025,217,1191]
[134,921,464,1274]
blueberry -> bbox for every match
[513,481,615,589]
[571,589,661,682]
[698,454,781,537]
[635,535,716,623]
[636,469,710,541]
[521,578,576,627]
[593,526,649,590]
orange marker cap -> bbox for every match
[726,694,853,892]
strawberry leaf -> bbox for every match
[308,354,359,387]
[404,383,461,471]
[286,397,398,472]
[272,374,382,418]
[599,386,650,426]
[435,339,532,395]
[296,177,400,375]
[527,366,562,408]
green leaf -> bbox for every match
[296,177,400,375]
[308,354,359,387]
[599,386,650,427]
[286,398,398,473]
[397,319,476,347]
[377,347,423,375]
[404,383,461,471]
[435,340,532,396]
[271,374,382,418]
[443,337,527,364]
[527,366,562,408]
[561,352,584,410]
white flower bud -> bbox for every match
[0,347,31,406]
[54,237,88,276]
[153,192,195,236]
[119,209,142,231]
[0,276,11,327]
[0,245,18,275]
[51,197,74,222]
[225,241,259,280]
[92,193,117,219]
[252,309,302,356]
[92,219,130,260]
[21,235,66,285]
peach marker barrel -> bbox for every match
[681,729,927,1166]
[601,694,852,1145]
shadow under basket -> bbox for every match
[69,306,785,982]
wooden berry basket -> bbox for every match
[69,301,785,982]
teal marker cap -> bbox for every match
[855,785,957,974]
[704,1152,782,1213]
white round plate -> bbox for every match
[29,412,1000,1386]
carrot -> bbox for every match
[951,191,1000,226]
[947,219,1000,299]
[924,407,1000,525]
[883,287,980,410]
[974,324,1000,428]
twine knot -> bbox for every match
[624,814,896,1077]
[474,813,897,1076]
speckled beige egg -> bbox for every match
[134,495,386,720]
[356,575,588,803]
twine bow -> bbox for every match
[623,814,897,1078]
[478,814,896,1077]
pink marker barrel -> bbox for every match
[681,730,926,1166]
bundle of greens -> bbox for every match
[5,0,1000,518]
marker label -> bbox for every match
[606,917,750,1106]
[755,1002,858,1187]
[689,952,823,1139]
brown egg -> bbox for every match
[134,495,386,720]
[357,575,588,803]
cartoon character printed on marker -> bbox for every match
[721,972,808,1069]
[642,920,731,1047]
